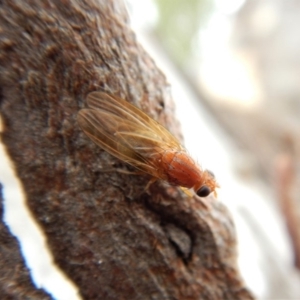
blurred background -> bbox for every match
[126,0,300,299]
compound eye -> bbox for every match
[197,185,211,197]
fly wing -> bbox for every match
[77,109,156,175]
[86,92,183,151]
[77,92,184,177]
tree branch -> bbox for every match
[0,0,255,299]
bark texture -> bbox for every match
[0,0,255,299]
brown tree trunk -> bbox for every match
[0,0,255,299]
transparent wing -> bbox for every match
[77,92,184,177]
[86,92,182,151]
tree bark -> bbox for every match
[0,0,255,299]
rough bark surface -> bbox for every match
[0,185,51,299]
[0,0,255,299]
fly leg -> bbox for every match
[180,187,193,198]
[144,177,158,194]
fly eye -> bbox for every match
[197,186,211,197]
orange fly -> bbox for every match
[77,92,218,197]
